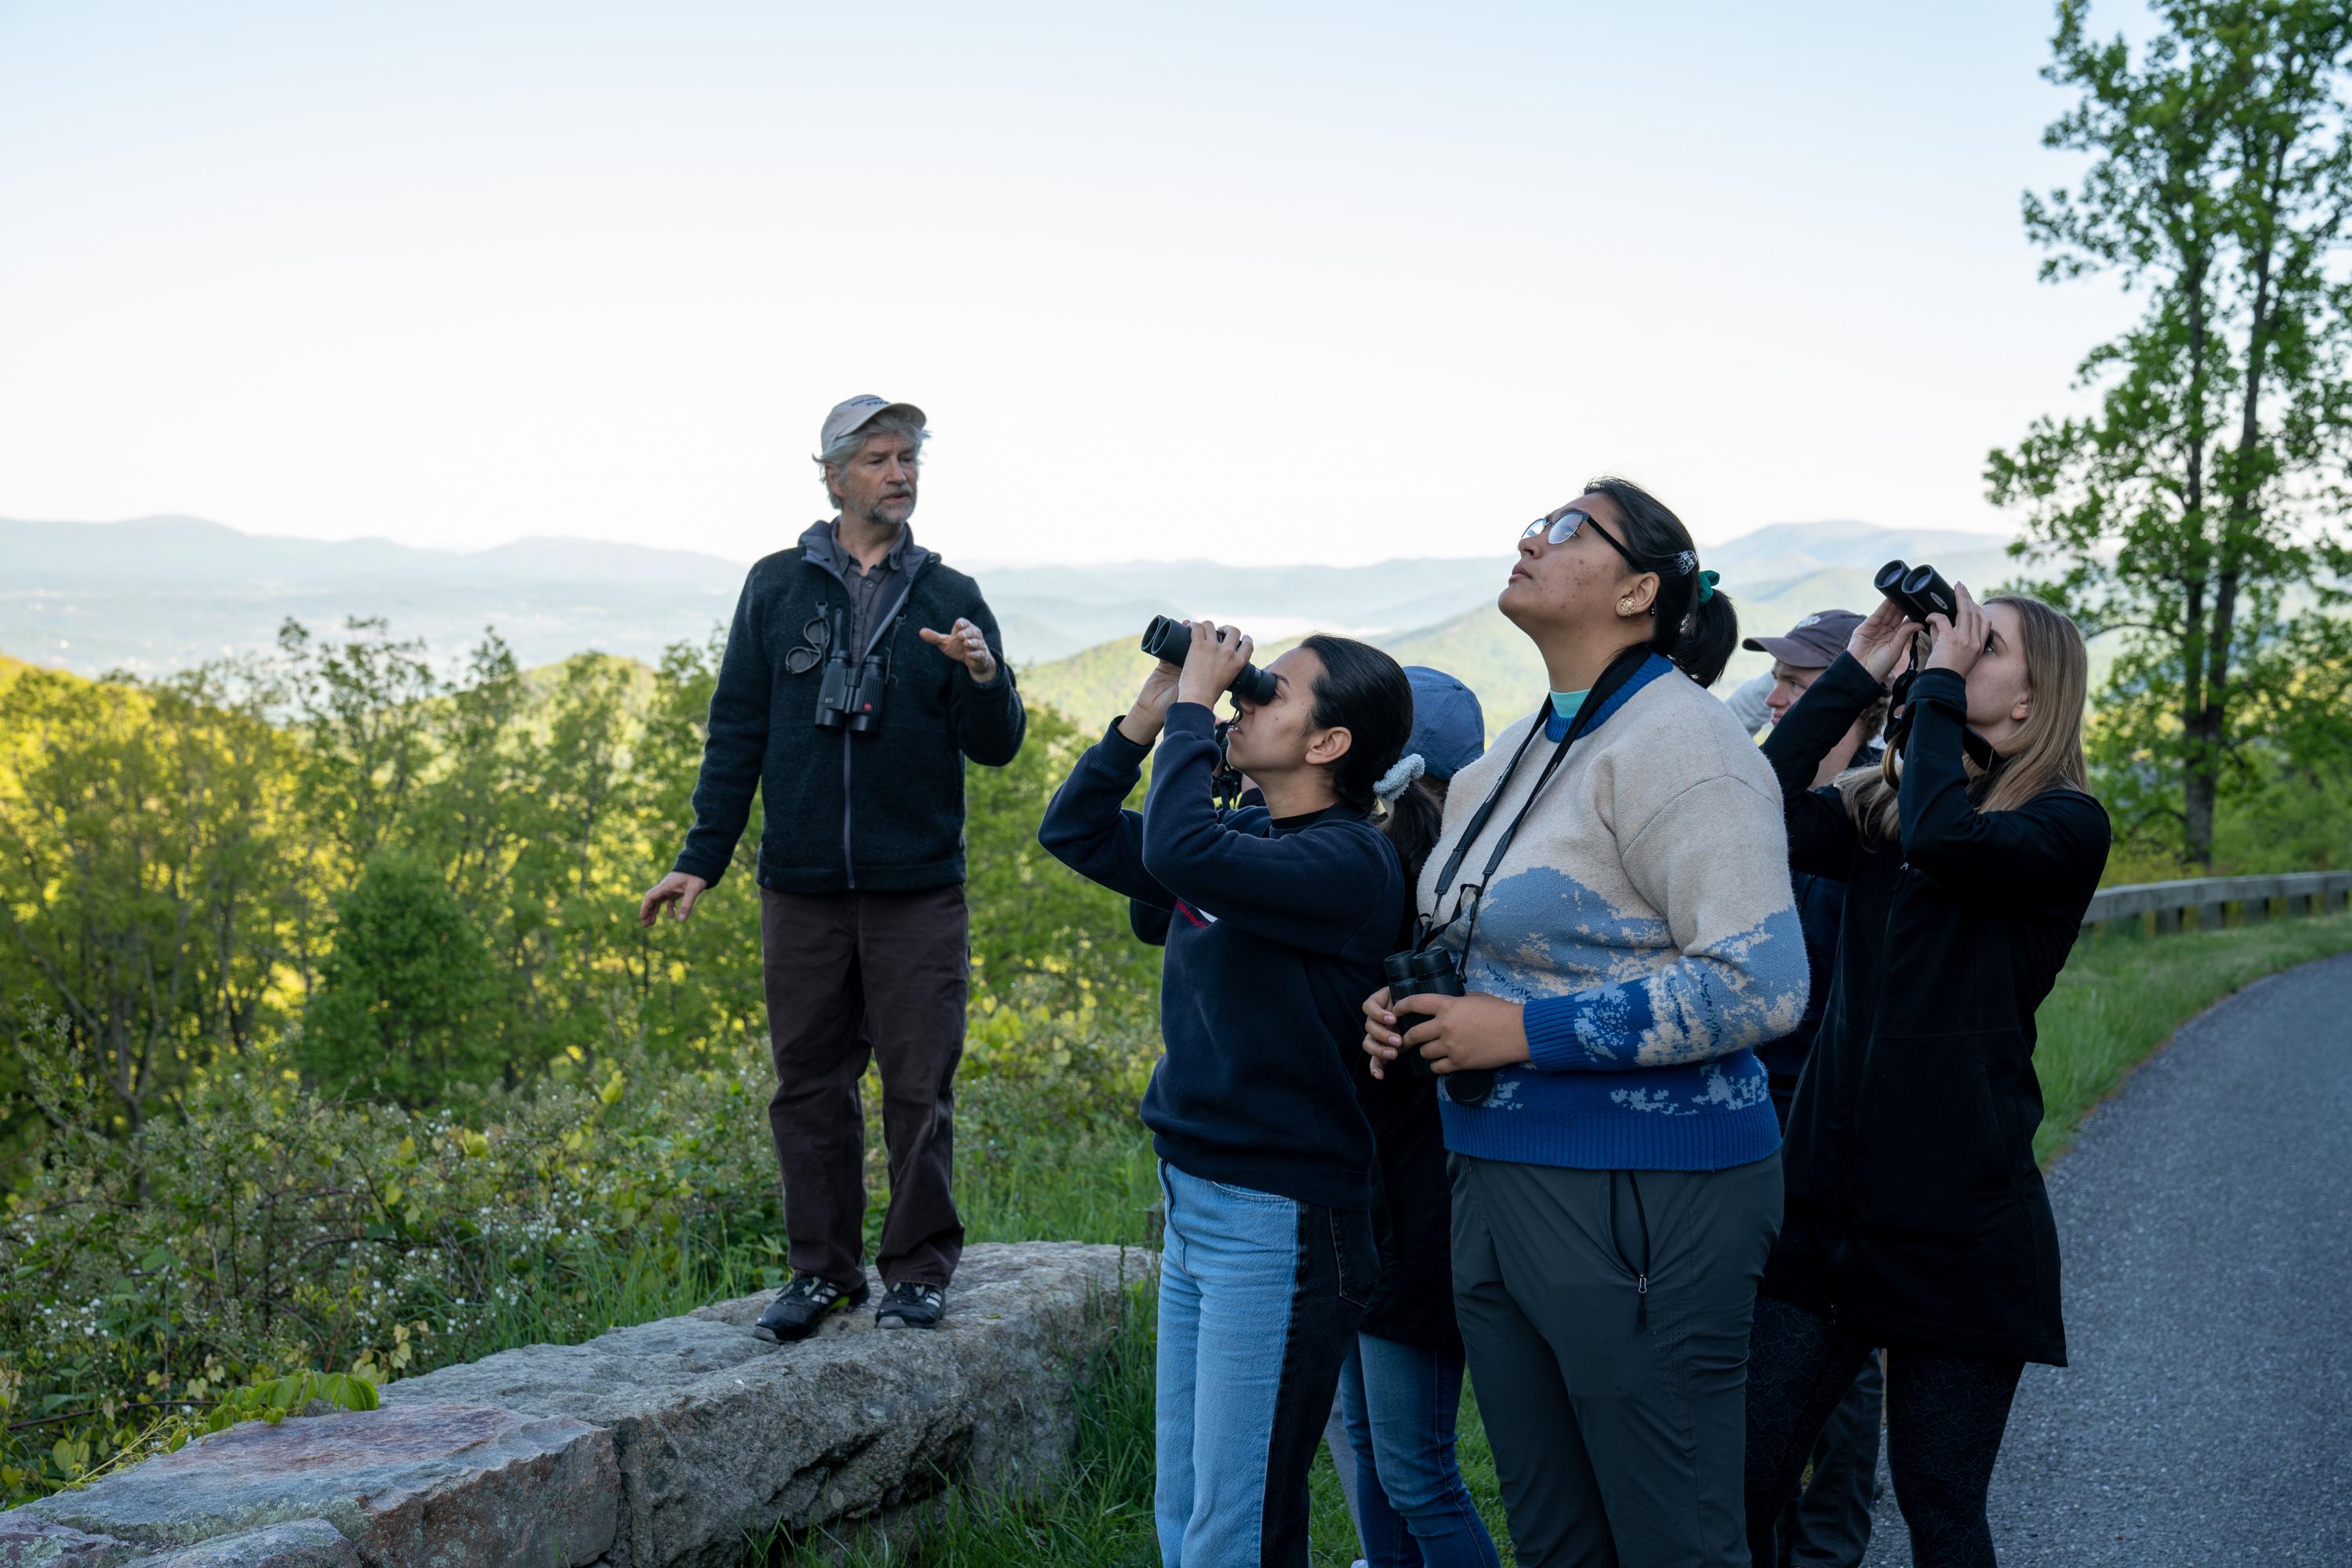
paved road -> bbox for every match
[1857,952,2352,1566]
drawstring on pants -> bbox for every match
[1609,1170,1653,1330]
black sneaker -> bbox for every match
[753,1273,868,1344]
[874,1282,946,1330]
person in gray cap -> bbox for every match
[638,395,1025,1338]
[1740,608,1890,1568]
[1725,612,1867,739]
[1747,610,1867,744]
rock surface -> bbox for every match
[0,1516,130,1566]
[130,1520,360,1566]
[383,1240,1149,1568]
[2,1241,1147,1568]
[9,1404,612,1568]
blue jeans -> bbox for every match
[1336,1334,1503,1568]
[1156,1160,1377,1568]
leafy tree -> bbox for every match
[1987,0,2352,864]
[964,701,1161,1022]
[300,851,499,1103]
[510,653,647,1070]
[412,630,529,917]
[621,630,773,1061]
[274,617,441,867]
[0,666,298,1138]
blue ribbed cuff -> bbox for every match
[1095,718,1152,766]
[1523,990,1649,1073]
[1524,995,1603,1072]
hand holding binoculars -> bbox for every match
[1138,615,1280,706]
[1380,947,1496,1104]
[1874,560,1958,626]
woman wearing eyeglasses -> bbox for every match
[1362,479,1807,1568]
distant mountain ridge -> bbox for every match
[2,513,2016,690]
[3,515,747,588]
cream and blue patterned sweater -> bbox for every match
[1419,654,1806,1171]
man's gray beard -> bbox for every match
[847,495,914,530]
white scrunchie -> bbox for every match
[1374,752,1427,804]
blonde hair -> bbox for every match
[1833,594,2091,842]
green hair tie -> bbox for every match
[1697,568,1719,604]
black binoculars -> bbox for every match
[1140,615,1280,706]
[1874,560,1958,626]
[1381,946,1495,1104]
[815,606,887,733]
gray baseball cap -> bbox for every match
[819,394,927,452]
[1743,608,1863,668]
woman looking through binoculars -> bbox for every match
[1743,583,2109,1568]
[1037,620,1437,1567]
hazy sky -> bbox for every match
[0,2,2151,565]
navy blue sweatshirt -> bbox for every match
[1037,703,1407,1210]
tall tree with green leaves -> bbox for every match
[0,666,300,1135]
[962,701,1162,1023]
[1988,0,2352,865]
[274,616,441,868]
[621,631,771,1061]
[299,850,499,1104]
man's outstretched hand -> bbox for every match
[640,871,709,927]
[920,618,999,684]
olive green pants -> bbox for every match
[1451,1151,1782,1568]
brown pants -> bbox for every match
[759,885,967,1290]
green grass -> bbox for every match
[726,909,2352,1566]
[949,1087,1163,1250]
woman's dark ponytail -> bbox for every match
[1583,475,1739,688]
[1667,586,1738,688]
[1380,776,1445,886]
[1299,633,1440,881]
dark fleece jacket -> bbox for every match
[674,521,1025,893]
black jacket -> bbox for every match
[1355,1067,1461,1350]
[1757,742,1881,1122]
[675,521,1025,893]
[1758,870,1848,1123]
[1129,895,1460,1350]
[1759,655,2109,1367]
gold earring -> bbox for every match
[1618,598,1635,615]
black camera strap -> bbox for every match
[1210,718,1245,811]
[1419,644,1653,969]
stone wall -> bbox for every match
[2,1242,1148,1568]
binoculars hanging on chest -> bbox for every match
[815,605,887,732]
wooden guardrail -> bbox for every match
[2082,870,2352,935]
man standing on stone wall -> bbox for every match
[639,395,1025,1338]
